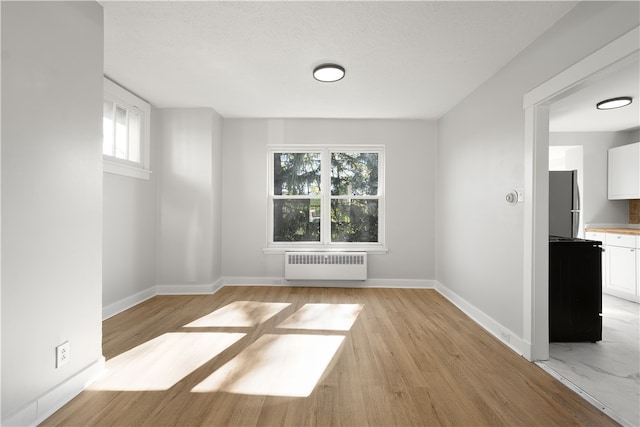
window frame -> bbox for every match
[266,145,386,254]
[103,77,151,180]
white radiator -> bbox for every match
[284,252,367,280]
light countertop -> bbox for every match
[585,226,640,236]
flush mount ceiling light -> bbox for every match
[313,64,345,82]
[596,96,633,110]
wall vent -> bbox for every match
[284,252,367,280]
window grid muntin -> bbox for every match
[268,146,384,248]
[273,152,321,196]
[330,152,379,196]
[103,78,151,179]
[103,99,143,164]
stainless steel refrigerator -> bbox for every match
[549,170,581,238]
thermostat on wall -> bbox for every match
[506,190,520,206]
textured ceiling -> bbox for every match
[102,1,578,119]
[550,52,640,133]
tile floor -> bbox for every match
[539,294,640,427]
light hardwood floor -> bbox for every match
[42,287,619,426]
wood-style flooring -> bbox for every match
[41,287,619,426]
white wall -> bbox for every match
[550,130,639,226]
[221,119,437,285]
[102,106,159,315]
[436,1,639,342]
[1,2,104,424]
[157,108,223,290]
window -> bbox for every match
[103,78,151,180]
[268,146,384,251]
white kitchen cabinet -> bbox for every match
[608,142,640,199]
[605,233,637,300]
[608,246,636,294]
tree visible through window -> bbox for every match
[273,152,321,242]
[270,147,383,247]
[331,152,379,242]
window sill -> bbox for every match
[103,159,151,180]
[263,246,388,255]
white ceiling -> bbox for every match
[549,53,640,133]
[102,1,579,120]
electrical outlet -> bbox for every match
[56,341,70,368]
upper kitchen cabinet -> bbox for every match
[608,142,640,199]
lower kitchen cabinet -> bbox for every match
[608,244,636,295]
[588,231,639,303]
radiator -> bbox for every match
[284,252,367,280]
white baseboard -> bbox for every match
[2,357,105,427]
[102,286,156,320]
[103,279,226,320]
[156,278,224,295]
[435,281,529,357]
[222,277,434,289]
[222,276,287,286]
[362,278,435,289]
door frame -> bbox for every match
[522,26,639,361]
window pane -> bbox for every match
[128,111,141,163]
[103,100,115,156]
[331,152,378,196]
[114,105,128,160]
[331,199,378,242]
[274,153,321,196]
[274,199,321,242]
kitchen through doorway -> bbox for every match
[524,25,639,427]
[542,93,639,427]
[544,144,638,426]
[548,146,584,239]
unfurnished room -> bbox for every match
[1,1,639,426]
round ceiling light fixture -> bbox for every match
[313,63,345,82]
[596,96,633,110]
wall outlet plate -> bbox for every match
[56,341,70,368]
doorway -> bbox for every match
[523,25,639,426]
[522,26,638,363]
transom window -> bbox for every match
[268,146,384,250]
[103,99,141,164]
[102,78,151,180]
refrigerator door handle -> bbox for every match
[571,210,580,238]
[572,170,581,210]
[572,170,580,238]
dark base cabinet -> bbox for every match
[549,237,603,342]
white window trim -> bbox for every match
[264,145,386,254]
[103,77,151,180]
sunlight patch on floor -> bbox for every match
[191,334,345,397]
[184,301,291,328]
[277,303,364,331]
[89,332,245,391]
